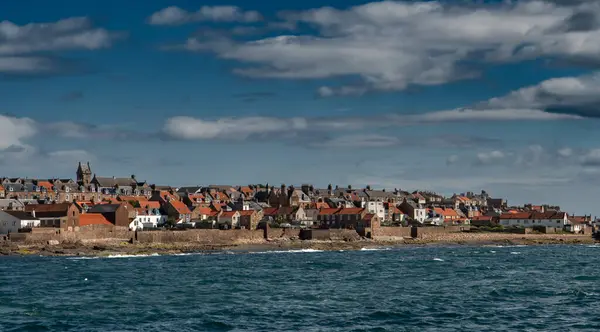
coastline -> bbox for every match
[0,233,595,257]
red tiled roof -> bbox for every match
[471,216,493,221]
[37,181,54,190]
[140,201,161,209]
[499,212,532,219]
[335,208,364,215]
[196,207,214,215]
[263,207,279,216]
[239,210,255,216]
[319,208,340,216]
[362,213,375,221]
[170,200,191,214]
[80,214,113,226]
[220,211,238,218]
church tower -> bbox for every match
[77,162,92,186]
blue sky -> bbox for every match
[2,0,600,214]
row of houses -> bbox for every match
[0,162,593,234]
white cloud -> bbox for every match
[0,115,37,150]
[163,116,307,139]
[163,106,578,141]
[177,0,600,95]
[476,150,505,164]
[558,147,573,157]
[411,108,580,122]
[148,6,262,25]
[0,17,120,74]
[446,155,459,165]
[485,72,600,117]
[580,149,600,166]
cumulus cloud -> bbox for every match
[0,115,37,150]
[485,72,600,118]
[171,0,600,95]
[148,6,262,25]
[0,17,121,74]
[476,150,506,165]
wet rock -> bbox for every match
[47,240,59,246]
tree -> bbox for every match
[166,216,177,228]
[128,200,141,208]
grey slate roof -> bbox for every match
[4,210,38,220]
[88,204,121,213]
[177,186,203,194]
[93,177,135,188]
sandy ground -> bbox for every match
[0,233,594,257]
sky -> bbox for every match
[2,0,600,215]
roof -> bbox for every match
[80,214,113,226]
[336,208,364,215]
[318,208,341,216]
[238,210,256,216]
[362,213,375,221]
[169,200,191,214]
[499,212,532,219]
[220,211,239,218]
[88,204,122,213]
[94,176,136,187]
[471,216,493,221]
[25,203,71,213]
[3,210,38,220]
[262,207,279,216]
[140,201,161,209]
[36,181,54,191]
[195,207,214,215]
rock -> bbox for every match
[47,240,59,246]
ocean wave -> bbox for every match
[433,258,444,262]
[249,249,325,254]
[67,253,161,260]
[360,248,392,251]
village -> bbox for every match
[0,162,595,239]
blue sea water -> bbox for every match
[1,245,600,331]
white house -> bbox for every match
[362,200,385,221]
[0,211,40,234]
[499,212,570,228]
[133,208,167,229]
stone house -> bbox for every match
[400,198,427,223]
[87,203,133,228]
[239,210,263,230]
[218,211,241,229]
[163,199,192,223]
[24,203,80,230]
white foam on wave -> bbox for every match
[250,249,324,254]
[67,253,160,260]
[360,247,391,251]
[490,250,497,253]
[433,258,444,262]
[510,252,521,255]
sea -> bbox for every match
[1,245,599,331]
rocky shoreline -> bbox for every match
[0,233,595,257]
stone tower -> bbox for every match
[77,162,92,186]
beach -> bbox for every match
[0,232,594,257]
